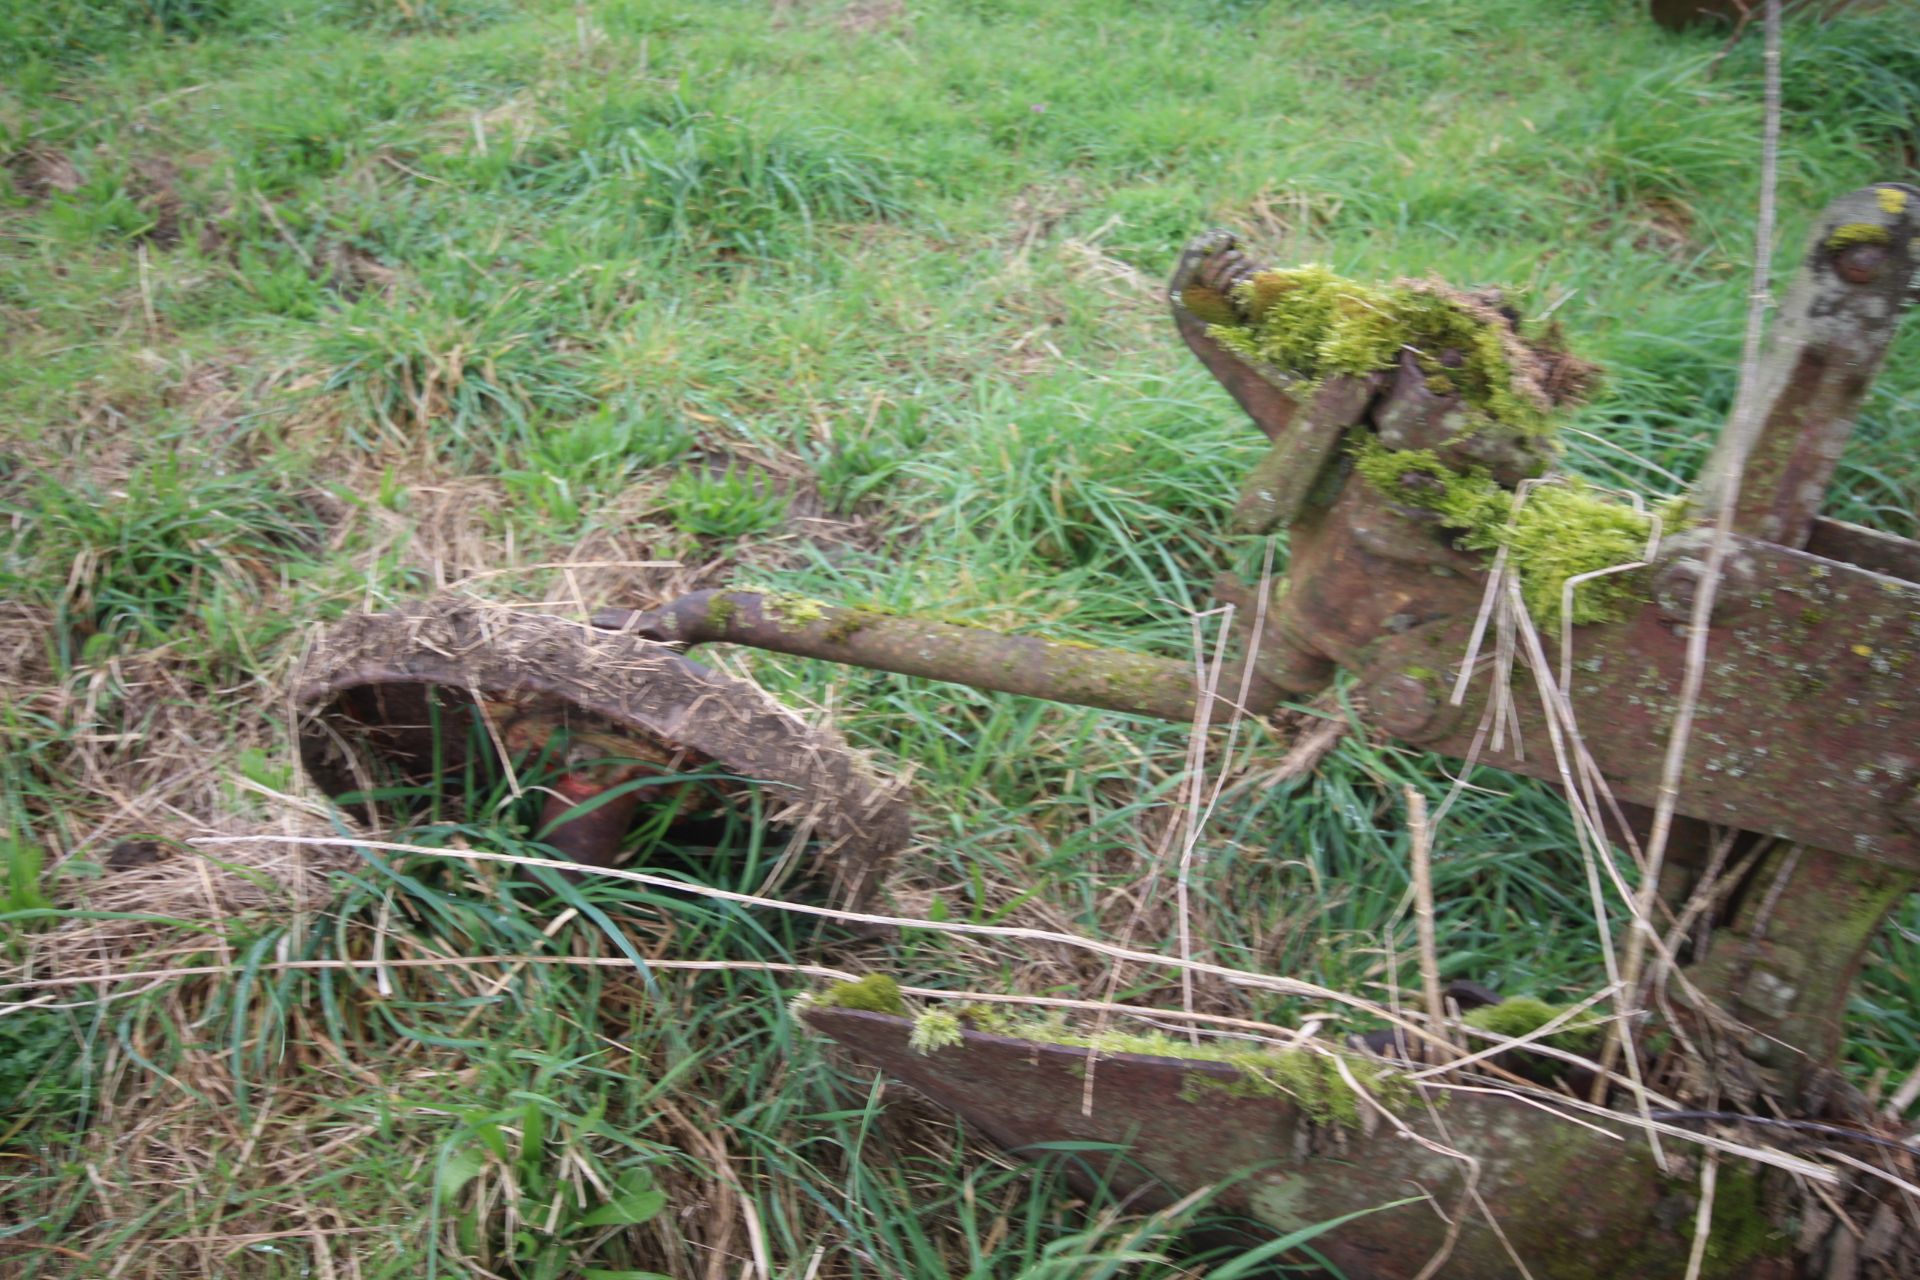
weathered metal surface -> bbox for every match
[295,598,911,904]
[1808,515,1920,583]
[804,1007,1721,1280]
[1369,347,1559,488]
[1696,184,1919,549]
[1167,230,1293,441]
[597,590,1268,724]
[1151,188,1920,874]
[1685,846,1914,1107]
[800,191,1916,1272]
[1251,478,1491,697]
[1350,530,1920,869]
[1227,375,1377,535]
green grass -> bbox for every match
[3,0,1919,1275]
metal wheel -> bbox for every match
[295,598,910,906]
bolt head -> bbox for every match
[1369,672,1442,738]
[1654,558,1705,621]
[1654,555,1750,623]
[1835,242,1889,285]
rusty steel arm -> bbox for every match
[599,590,1277,724]
[1696,183,1920,547]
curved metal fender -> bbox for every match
[803,1007,1783,1280]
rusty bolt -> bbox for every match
[1835,243,1889,285]
[1653,556,1751,623]
[1367,671,1445,738]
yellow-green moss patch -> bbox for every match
[764,594,828,625]
[1206,267,1569,437]
[1825,222,1892,251]
[1353,442,1679,626]
[908,1009,963,1053]
[959,1007,1412,1125]
[814,974,907,1015]
[1462,996,1602,1054]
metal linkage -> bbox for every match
[1176,186,1920,884]
[593,589,1271,724]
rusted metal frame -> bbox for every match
[605,590,1282,724]
[1170,229,1386,537]
[1659,182,1920,1091]
[799,192,1920,1277]
[1180,187,1920,1116]
[1228,375,1379,536]
[1193,188,1920,871]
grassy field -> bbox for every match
[4,0,1920,1275]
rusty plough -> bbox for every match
[296,183,1920,1277]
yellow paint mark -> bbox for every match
[1879,187,1908,215]
[1852,644,1875,658]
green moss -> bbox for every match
[908,1009,963,1053]
[1462,996,1601,1054]
[763,594,827,625]
[1825,221,1892,250]
[823,606,880,643]
[706,595,738,629]
[958,1007,1410,1125]
[1206,267,1559,437]
[1353,441,1676,626]
[815,974,907,1016]
[1690,1164,1789,1277]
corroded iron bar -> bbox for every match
[1696,183,1919,549]
[1167,229,1305,444]
[604,591,1262,724]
